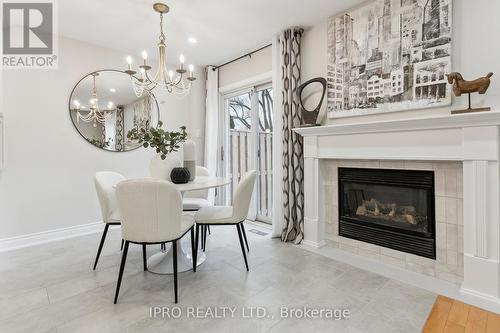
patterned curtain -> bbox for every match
[115,107,124,151]
[280,28,304,244]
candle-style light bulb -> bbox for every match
[74,100,80,108]
[126,56,133,71]
[141,51,148,67]
[168,70,174,80]
[179,54,185,71]
[189,64,194,77]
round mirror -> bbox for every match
[69,70,160,151]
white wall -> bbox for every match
[301,0,500,125]
[0,36,206,239]
[218,46,272,88]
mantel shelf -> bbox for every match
[294,111,500,137]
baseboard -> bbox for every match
[302,239,326,248]
[0,222,107,253]
[300,243,500,314]
[460,287,500,314]
[245,220,272,231]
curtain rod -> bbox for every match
[211,43,272,70]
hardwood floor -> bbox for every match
[423,296,500,333]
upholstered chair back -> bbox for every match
[94,171,126,223]
[116,179,183,243]
[183,166,210,199]
[232,170,257,222]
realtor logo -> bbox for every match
[1,1,58,68]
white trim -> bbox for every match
[294,111,500,137]
[0,221,110,252]
[219,71,272,95]
[460,287,500,314]
[302,239,326,248]
[245,219,272,230]
[301,244,500,314]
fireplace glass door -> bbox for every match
[342,182,431,236]
[339,167,435,259]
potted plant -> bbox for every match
[127,121,189,182]
[127,121,187,159]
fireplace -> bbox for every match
[338,167,436,259]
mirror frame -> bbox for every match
[68,69,160,152]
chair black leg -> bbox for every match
[172,240,178,304]
[114,241,129,304]
[201,225,205,252]
[93,224,109,270]
[203,225,208,252]
[240,223,250,252]
[120,239,124,251]
[207,225,211,235]
[142,244,147,271]
[236,223,249,271]
[199,227,202,252]
[194,224,200,272]
[190,227,196,272]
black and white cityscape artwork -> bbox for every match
[327,0,452,118]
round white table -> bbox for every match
[146,176,231,275]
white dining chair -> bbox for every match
[193,170,256,271]
[114,178,195,304]
[182,166,210,210]
[93,171,128,270]
[182,166,212,250]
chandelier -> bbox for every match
[73,72,115,127]
[124,2,196,98]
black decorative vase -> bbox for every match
[170,167,191,184]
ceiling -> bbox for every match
[58,0,365,66]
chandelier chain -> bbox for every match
[159,13,165,42]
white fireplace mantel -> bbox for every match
[294,111,500,309]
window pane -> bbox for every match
[257,88,273,132]
[228,93,251,130]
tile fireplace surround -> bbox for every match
[294,111,500,313]
[322,159,463,283]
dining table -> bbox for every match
[145,176,231,275]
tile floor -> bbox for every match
[0,223,436,332]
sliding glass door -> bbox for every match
[220,84,273,223]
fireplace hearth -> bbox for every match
[339,168,436,259]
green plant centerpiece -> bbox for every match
[127,121,188,159]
